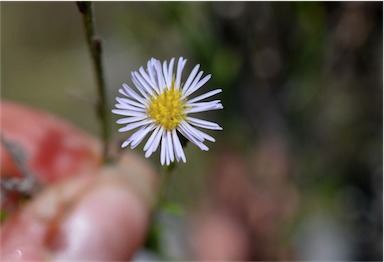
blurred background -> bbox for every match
[1,2,382,261]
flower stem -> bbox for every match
[157,163,176,208]
[76,2,111,164]
[144,163,176,257]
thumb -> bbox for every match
[1,153,157,261]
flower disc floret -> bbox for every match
[147,85,186,131]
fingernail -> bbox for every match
[48,184,149,261]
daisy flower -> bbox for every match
[112,57,223,165]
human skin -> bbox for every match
[1,153,157,261]
[1,100,158,260]
[0,100,101,184]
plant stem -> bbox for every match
[157,163,176,208]
[77,2,111,164]
[143,163,176,256]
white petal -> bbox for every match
[162,131,170,165]
[186,100,221,107]
[181,68,204,95]
[121,139,130,148]
[181,64,200,95]
[163,60,169,88]
[116,97,146,109]
[180,121,204,142]
[144,126,161,151]
[147,60,160,94]
[118,119,153,132]
[122,84,148,106]
[121,126,146,148]
[155,60,165,93]
[121,139,131,148]
[167,58,175,88]
[160,131,166,165]
[191,127,215,142]
[165,135,170,166]
[167,130,175,162]
[130,124,156,149]
[133,72,155,96]
[131,73,149,99]
[175,57,186,90]
[118,88,129,97]
[185,102,223,114]
[139,67,157,92]
[178,122,209,151]
[183,74,211,98]
[131,72,151,98]
[115,103,146,112]
[116,116,146,124]
[145,127,164,158]
[187,89,222,104]
[112,109,147,117]
[172,129,186,163]
[187,116,223,130]
[183,71,203,96]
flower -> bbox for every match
[112,57,223,165]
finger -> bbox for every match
[1,152,157,261]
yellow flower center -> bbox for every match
[147,83,186,131]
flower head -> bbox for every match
[112,57,223,165]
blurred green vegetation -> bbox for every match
[1,2,382,261]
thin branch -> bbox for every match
[77,2,111,163]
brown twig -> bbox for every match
[77,2,112,163]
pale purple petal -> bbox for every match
[181,68,204,97]
[116,116,146,125]
[183,74,212,98]
[131,73,149,99]
[187,89,222,104]
[182,71,203,96]
[116,97,146,109]
[144,126,161,151]
[118,119,153,132]
[181,64,200,95]
[172,129,186,163]
[180,121,205,142]
[186,116,223,130]
[112,109,147,117]
[122,84,148,106]
[165,135,170,166]
[163,60,169,88]
[160,131,166,165]
[185,101,223,114]
[155,60,165,93]
[147,60,159,94]
[114,103,146,112]
[145,127,164,158]
[139,66,158,92]
[167,58,175,88]
[178,122,209,151]
[121,126,146,148]
[130,124,156,149]
[167,130,175,162]
[175,57,186,90]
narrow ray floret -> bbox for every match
[112,57,223,165]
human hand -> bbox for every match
[1,153,157,261]
[1,100,157,261]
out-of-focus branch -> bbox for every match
[0,135,41,199]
